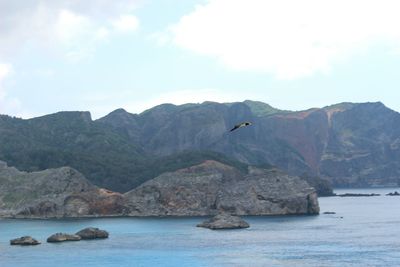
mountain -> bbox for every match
[0,111,247,192]
[320,102,400,187]
[0,111,146,191]
[98,100,400,188]
[0,100,398,191]
[0,160,319,218]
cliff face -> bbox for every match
[113,101,400,188]
[0,161,125,218]
[320,103,400,187]
[124,160,319,216]
[0,160,319,218]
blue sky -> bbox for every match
[1,0,400,119]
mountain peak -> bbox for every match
[30,111,92,123]
[100,108,133,119]
[112,108,128,114]
[97,108,138,127]
[243,100,290,117]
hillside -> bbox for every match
[1,100,399,190]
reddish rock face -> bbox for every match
[87,189,127,215]
[264,109,330,174]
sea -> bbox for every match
[1,188,400,267]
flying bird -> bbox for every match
[230,122,252,132]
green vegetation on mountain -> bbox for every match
[0,111,249,192]
[1,100,398,193]
[243,100,290,117]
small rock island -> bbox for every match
[10,236,40,246]
[76,227,109,239]
[47,233,81,243]
[197,213,250,230]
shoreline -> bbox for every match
[0,213,321,220]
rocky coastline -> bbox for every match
[0,160,320,219]
[336,193,381,197]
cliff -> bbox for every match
[0,161,124,218]
[124,160,319,216]
[0,160,319,218]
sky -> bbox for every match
[1,0,400,119]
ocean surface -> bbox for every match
[1,188,400,267]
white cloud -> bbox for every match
[96,27,111,40]
[169,0,400,79]
[0,63,23,117]
[0,64,12,100]
[149,32,169,46]
[53,9,98,61]
[112,15,139,33]
[0,64,11,78]
[0,1,140,62]
[55,10,92,44]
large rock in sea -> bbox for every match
[124,160,319,216]
[197,213,250,230]
[47,233,81,242]
[10,236,40,245]
[75,227,109,239]
[0,161,125,218]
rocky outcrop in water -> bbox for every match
[47,233,81,242]
[323,211,336,214]
[75,227,109,239]
[124,160,319,216]
[197,213,250,229]
[337,193,380,197]
[10,236,40,245]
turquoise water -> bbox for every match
[1,188,400,267]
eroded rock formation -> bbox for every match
[197,213,250,230]
[0,160,319,218]
[124,161,319,216]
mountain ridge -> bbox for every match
[0,100,398,191]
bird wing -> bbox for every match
[230,122,252,132]
[230,125,240,132]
